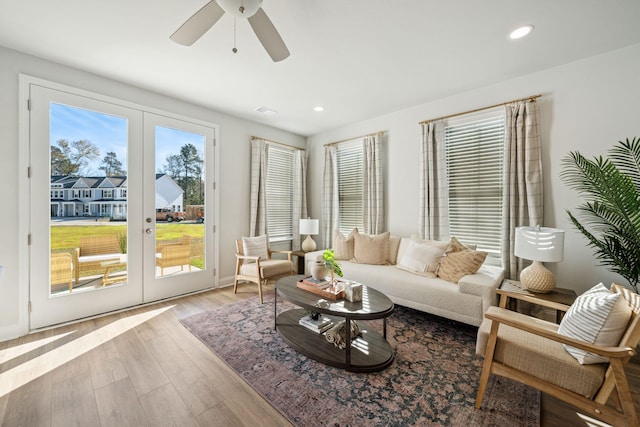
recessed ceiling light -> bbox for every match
[256,106,277,115]
[510,25,534,40]
[313,106,325,112]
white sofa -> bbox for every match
[305,235,504,327]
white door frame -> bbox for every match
[17,74,220,334]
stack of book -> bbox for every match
[298,314,334,334]
[300,276,330,289]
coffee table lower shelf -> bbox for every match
[276,308,394,372]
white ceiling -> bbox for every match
[1,0,640,136]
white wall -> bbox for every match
[307,43,640,296]
[0,45,305,341]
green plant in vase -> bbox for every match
[322,249,343,285]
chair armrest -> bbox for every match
[236,254,260,262]
[485,306,635,359]
[270,249,292,261]
[498,289,571,313]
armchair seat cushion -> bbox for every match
[240,259,292,278]
[477,307,606,398]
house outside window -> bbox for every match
[266,145,295,242]
[336,139,364,235]
[102,189,113,199]
[444,109,505,264]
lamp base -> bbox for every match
[520,261,556,293]
[302,235,317,252]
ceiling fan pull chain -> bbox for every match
[232,17,238,54]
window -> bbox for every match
[102,189,113,198]
[336,139,364,235]
[444,110,505,263]
[266,145,295,242]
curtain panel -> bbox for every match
[419,121,449,240]
[293,149,308,250]
[363,134,384,234]
[249,139,268,237]
[502,100,543,279]
[321,146,338,248]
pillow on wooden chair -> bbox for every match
[242,235,269,261]
[558,282,632,364]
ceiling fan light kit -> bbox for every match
[170,0,290,62]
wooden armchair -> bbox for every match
[476,283,640,427]
[234,238,293,304]
[51,252,74,292]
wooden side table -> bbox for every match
[497,279,577,323]
[291,250,307,274]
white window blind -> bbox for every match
[336,140,364,235]
[266,145,295,241]
[445,111,505,262]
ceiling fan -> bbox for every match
[170,0,290,62]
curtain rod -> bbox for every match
[418,94,542,125]
[323,131,385,147]
[251,136,305,151]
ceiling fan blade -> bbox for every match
[247,8,290,62]
[170,1,225,46]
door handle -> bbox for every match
[145,228,153,234]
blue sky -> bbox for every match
[50,103,204,176]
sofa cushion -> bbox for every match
[242,235,268,261]
[437,244,487,283]
[396,239,444,275]
[558,283,632,364]
[333,228,357,260]
[352,230,390,265]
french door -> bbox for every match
[28,82,216,329]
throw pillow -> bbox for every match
[396,239,445,275]
[558,283,632,364]
[333,228,357,260]
[436,249,487,283]
[444,236,469,255]
[242,235,269,261]
[388,236,402,265]
[352,230,390,265]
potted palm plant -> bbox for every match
[561,137,640,293]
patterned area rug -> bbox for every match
[180,295,539,426]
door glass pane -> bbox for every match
[154,126,206,278]
[50,103,128,295]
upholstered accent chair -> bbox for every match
[234,236,293,303]
[476,283,640,427]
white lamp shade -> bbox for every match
[299,218,319,235]
[514,226,564,263]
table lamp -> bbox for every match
[299,218,319,252]
[514,226,564,293]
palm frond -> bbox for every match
[609,137,640,190]
[562,138,640,293]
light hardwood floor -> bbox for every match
[0,285,637,426]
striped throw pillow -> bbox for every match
[558,283,632,364]
[242,235,269,261]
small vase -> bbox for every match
[311,261,328,281]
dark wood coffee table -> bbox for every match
[275,275,394,372]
